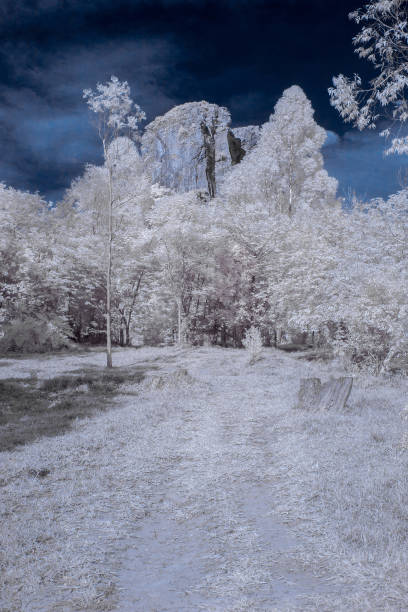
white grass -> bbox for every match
[1,346,408,610]
[0,345,183,381]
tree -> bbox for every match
[62,137,152,350]
[213,197,283,344]
[222,85,338,215]
[0,184,76,352]
[83,76,146,367]
[328,1,408,371]
[0,184,66,322]
[282,190,408,374]
[335,193,408,373]
[218,86,339,345]
[329,0,408,153]
[148,190,218,345]
[200,111,219,198]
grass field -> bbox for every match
[0,363,150,452]
[1,345,407,611]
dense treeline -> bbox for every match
[1,84,407,374]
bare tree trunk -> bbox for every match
[287,145,294,216]
[106,163,113,368]
[221,324,227,347]
[200,118,217,198]
[288,184,293,216]
[124,271,144,348]
[125,322,131,346]
[177,299,182,345]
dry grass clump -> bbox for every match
[139,367,210,398]
[142,367,193,389]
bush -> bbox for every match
[0,315,73,354]
[242,326,264,364]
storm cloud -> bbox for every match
[1,0,404,201]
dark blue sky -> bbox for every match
[0,0,406,202]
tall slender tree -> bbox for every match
[83,76,145,367]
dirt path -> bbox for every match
[6,346,403,610]
[114,352,342,610]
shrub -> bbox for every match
[330,323,390,376]
[242,326,263,364]
[0,315,73,354]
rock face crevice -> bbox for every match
[227,129,246,165]
[142,101,260,195]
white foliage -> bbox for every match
[289,189,408,371]
[329,0,408,153]
[222,85,338,215]
[2,77,408,370]
[83,75,145,137]
[0,183,70,333]
[147,190,220,344]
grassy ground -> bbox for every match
[0,346,408,611]
[0,365,150,452]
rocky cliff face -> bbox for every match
[231,124,261,154]
[142,101,260,194]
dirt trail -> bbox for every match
[1,347,361,611]
[115,352,342,610]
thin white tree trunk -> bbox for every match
[177,299,182,345]
[106,163,113,368]
[288,184,293,216]
[288,147,294,216]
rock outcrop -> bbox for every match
[142,101,260,195]
[232,124,260,154]
[227,129,246,165]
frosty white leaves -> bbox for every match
[223,85,338,215]
[83,75,146,139]
[329,0,408,153]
